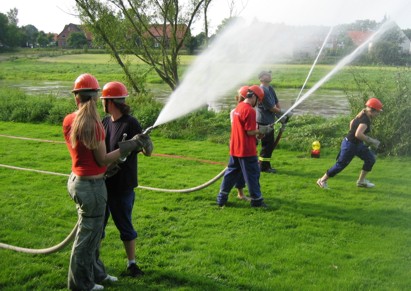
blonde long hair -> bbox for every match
[70,94,104,150]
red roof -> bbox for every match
[347,31,374,46]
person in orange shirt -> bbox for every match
[63,73,151,290]
[229,86,251,202]
[217,85,268,208]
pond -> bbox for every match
[3,81,350,118]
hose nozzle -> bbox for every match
[143,125,155,135]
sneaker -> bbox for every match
[103,274,118,282]
[317,179,329,189]
[125,263,145,277]
[357,179,375,188]
[91,284,104,290]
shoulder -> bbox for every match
[101,116,110,125]
[63,112,76,125]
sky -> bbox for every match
[0,0,411,34]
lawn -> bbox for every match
[0,121,410,290]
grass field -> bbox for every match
[0,121,410,290]
[0,52,408,92]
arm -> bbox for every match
[246,129,261,136]
[93,140,121,167]
[269,103,281,114]
[355,123,380,147]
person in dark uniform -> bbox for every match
[101,81,148,277]
[256,70,291,173]
[317,98,383,189]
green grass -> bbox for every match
[0,52,408,92]
[1,121,410,290]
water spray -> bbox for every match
[295,26,334,103]
[276,20,396,124]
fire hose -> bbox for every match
[0,221,78,254]
[0,163,227,254]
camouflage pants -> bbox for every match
[67,173,108,291]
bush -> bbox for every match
[277,114,349,153]
[128,94,163,130]
[157,108,231,142]
[347,67,411,156]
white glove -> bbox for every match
[367,137,380,149]
[258,124,273,135]
[372,139,381,149]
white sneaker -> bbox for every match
[357,179,375,188]
[91,284,104,290]
[103,274,118,282]
[317,179,329,189]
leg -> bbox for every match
[217,156,242,206]
[67,175,107,290]
[239,156,264,207]
[326,139,356,178]
[356,144,376,187]
[234,174,249,200]
[107,188,144,276]
[123,240,136,261]
[317,139,355,189]
[259,129,276,172]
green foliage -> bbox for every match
[0,87,75,124]
[347,67,411,156]
[67,32,88,49]
[0,122,411,290]
[157,108,231,143]
[128,95,163,130]
[280,114,350,153]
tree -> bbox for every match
[20,25,38,47]
[348,19,378,31]
[6,8,18,26]
[75,0,211,92]
[403,29,411,41]
[67,31,88,48]
[0,13,8,47]
[203,0,211,47]
[0,12,22,50]
[37,31,54,47]
[370,26,406,66]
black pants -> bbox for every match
[259,127,275,170]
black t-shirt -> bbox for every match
[102,114,143,192]
[346,110,371,144]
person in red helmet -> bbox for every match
[63,74,150,290]
[317,97,383,189]
[100,81,147,277]
[217,85,268,207]
[230,86,251,201]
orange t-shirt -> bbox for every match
[63,112,107,176]
[230,102,257,157]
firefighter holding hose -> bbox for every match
[257,70,292,173]
[217,85,269,208]
[63,74,152,290]
[101,81,150,277]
